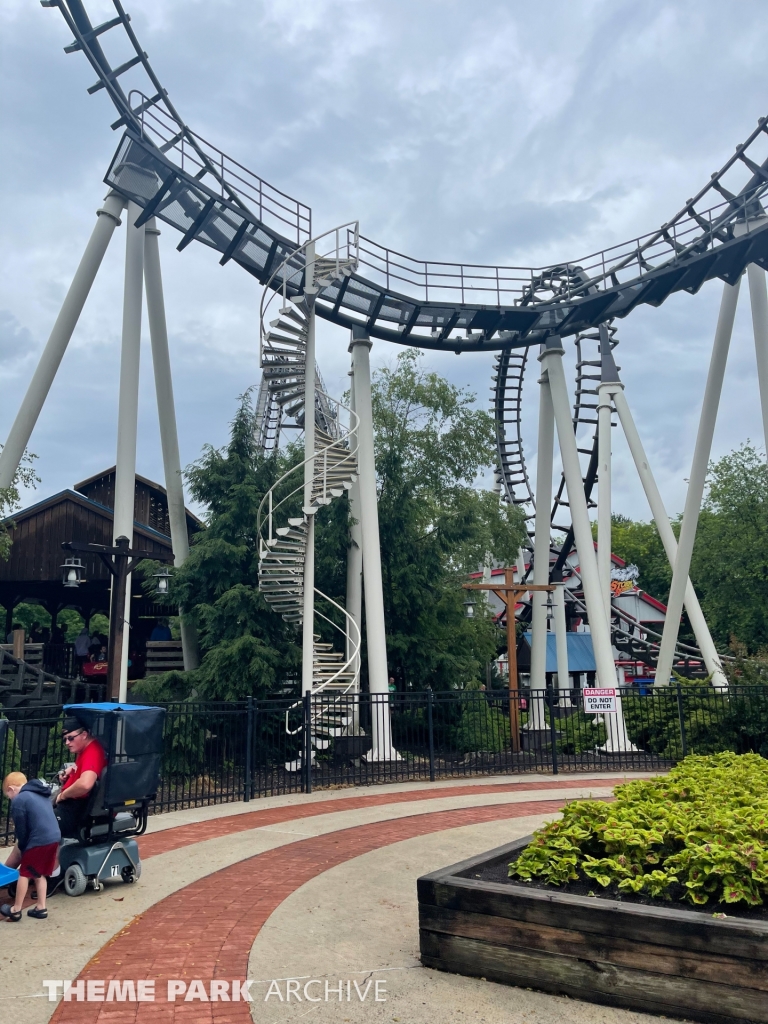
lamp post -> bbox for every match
[61,537,174,702]
[463,570,556,754]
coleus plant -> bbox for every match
[510,752,768,907]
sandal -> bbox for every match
[27,907,48,919]
[1,903,22,922]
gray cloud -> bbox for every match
[1,0,768,519]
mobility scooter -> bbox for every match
[53,702,166,896]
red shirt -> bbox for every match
[62,738,107,792]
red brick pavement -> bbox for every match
[139,776,631,860]
[51,796,578,1024]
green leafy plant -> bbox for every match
[454,696,510,754]
[509,752,768,908]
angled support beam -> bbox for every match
[176,196,217,252]
[219,219,249,266]
[133,171,178,228]
[611,388,728,689]
[365,292,386,330]
[0,191,125,490]
[655,277,741,686]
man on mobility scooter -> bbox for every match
[49,702,166,897]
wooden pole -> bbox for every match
[463,578,555,757]
[505,568,520,753]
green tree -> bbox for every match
[601,443,767,652]
[607,514,672,604]
[372,350,527,690]
[134,393,302,701]
[691,444,768,652]
[0,448,39,562]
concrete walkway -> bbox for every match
[0,772,673,1024]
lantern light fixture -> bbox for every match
[61,557,84,588]
[153,567,173,596]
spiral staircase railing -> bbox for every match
[256,228,362,767]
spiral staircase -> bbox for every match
[257,241,362,769]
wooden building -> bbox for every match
[0,468,201,644]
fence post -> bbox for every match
[244,696,253,803]
[427,688,435,782]
[303,691,312,795]
[547,688,559,775]
[676,682,688,759]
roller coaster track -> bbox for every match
[45,0,768,354]
[43,0,751,680]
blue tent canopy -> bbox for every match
[521,632,596,673]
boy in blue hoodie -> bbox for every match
[2,771,61,921]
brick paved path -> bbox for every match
[51,797,577,1024]
[138,777,628,858]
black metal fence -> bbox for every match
[2,685,768,844]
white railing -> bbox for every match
[258,222,360,358]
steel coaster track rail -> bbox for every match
[44,0,768,351]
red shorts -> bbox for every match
[19,842,59,879]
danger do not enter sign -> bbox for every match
[582,688,617,714]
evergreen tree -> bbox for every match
[135,393,302,701]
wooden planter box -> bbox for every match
[418,836,768,1024]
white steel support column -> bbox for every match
[349,329,400,760]
[601,666,637,753]
[527,364,555,730]
[301,243,317,698]
[597,384,614,618]
[346,366,363,732]
[0,193,126,489]
[552,583,571,706]
[655,279,741,687]
[747,261,768,456]
[541,338,617,690]
[143,220,199,671]
[113,201,145,702]
[612,388,728,688]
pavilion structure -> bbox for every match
[0,468,200,671]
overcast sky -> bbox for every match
[1,0,767,523]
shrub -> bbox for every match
[454,696,510,754]
[509,752,768,908]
